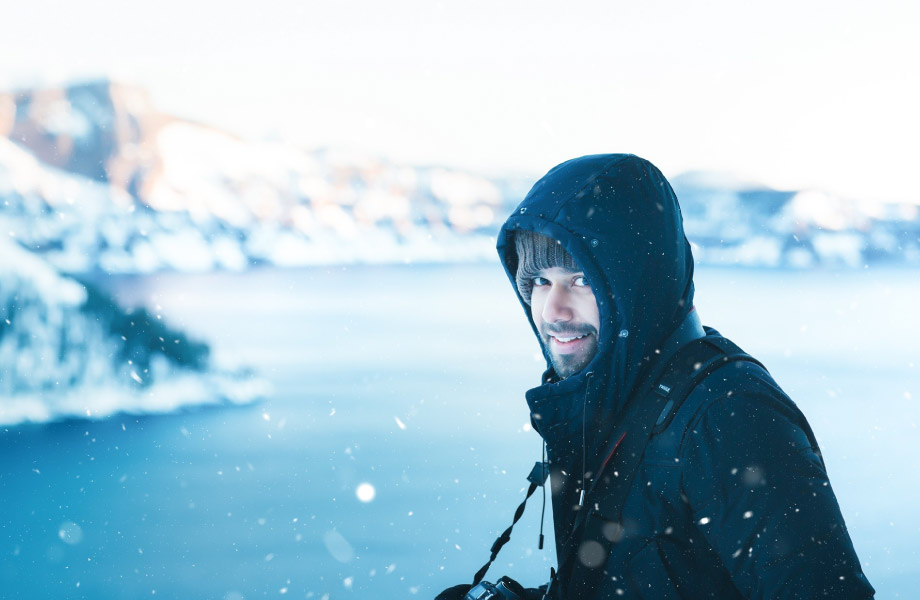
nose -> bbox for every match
[542,284,573,324]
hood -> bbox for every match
[497,154,695,435]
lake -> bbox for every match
[1,263,917,598]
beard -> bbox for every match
[539,321,599,379]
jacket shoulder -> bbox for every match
[646,353,817,463]
[646,353,874,597]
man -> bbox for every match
[438,154,874,599]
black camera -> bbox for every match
[464,576,526,600]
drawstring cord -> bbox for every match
[579,371,594,507]
[539,439,547,549]
[544,371,595,599]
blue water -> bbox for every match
[2,264,917,598]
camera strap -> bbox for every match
[471,461,550,586]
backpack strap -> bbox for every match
[553,333,763,596]
[592,334,761,522]
[649,334,764,438]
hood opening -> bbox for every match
[497,153,695,407]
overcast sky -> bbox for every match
[2,0,918,202]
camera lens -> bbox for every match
[497,576,525,598]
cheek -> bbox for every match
[529,292,546,327]
[530,302,544,328]
[579,296,601,330]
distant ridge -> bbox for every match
[2,79,918,271]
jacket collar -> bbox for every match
[524,310,705,447]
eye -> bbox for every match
[532,276,550,287]
[573,275,590,287]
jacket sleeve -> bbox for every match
[680,382,874,599]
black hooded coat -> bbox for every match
[495,154,874,599]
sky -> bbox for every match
[1,0,919,203]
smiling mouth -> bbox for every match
[542,324,598,356]
[550,334,588,343]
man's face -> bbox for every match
[529,267,600,379]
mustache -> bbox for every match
[540,322,598,338]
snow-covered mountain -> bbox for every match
[0,235,266,426]
[671,172,920,268]
[0,80,517,274]
[3,79,916,273]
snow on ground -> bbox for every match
[0,235,268,426]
